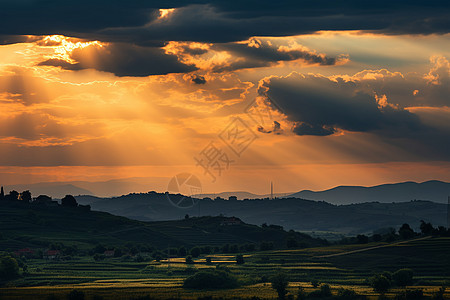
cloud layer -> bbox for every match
[257,57,450,159]
[1,1,448,47]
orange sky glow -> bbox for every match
[0,31,449,195]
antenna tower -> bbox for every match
[270,181,273,200]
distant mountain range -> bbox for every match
[287,180,450,204]
[4,179,448,235]
[5,177,170,198]
[6,179,449,205]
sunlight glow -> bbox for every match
[158,8,176,19]
[41,35,104,63]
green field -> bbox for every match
[1,237,450,299]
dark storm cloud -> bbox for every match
[258,71,450,159]
[0,1,448,46]
[210,38,342,72]
[259,73,424,136]
[38,43,197,76]
[257,121,283,135]
[191,74,206,84]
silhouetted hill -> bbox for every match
[76,192,448,235]
[0,199,323,251]
[5,183,93,199]
[5,177,169,198]
[288,180,450,204]
[193,191,292,200]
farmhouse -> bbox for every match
[14,248,34,258]
[43,250,61,260]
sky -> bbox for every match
[0,1,449,194]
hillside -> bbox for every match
[76,192,448,235]
[5,177,170,198]
[193,191,292,200]
[288,180,450,204]
[0,199,323,251]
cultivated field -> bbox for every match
[1,237,449,299]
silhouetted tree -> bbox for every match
[229,244,239,253]
[372,234,382,242]
[271,272,289,300]
[0,255,19,280]
[393,268,414,287]
[61,195,78,207]
[21,190,32,203]
[399,224,415,240]
[370,274,391,294]
[5,190,19,201]
[310,279,320,288]
[201,245,212,254]
[190,247,201,258]
[35,195,52,204]
[183,269,238,289]
[185,214,189,219]
[236,254,244,264]
[357,234,369,244]
[185,255,194,264]
[67,289,84,300]
[420,220,434,235]
[178,246,187,257]
[0,186,4,200]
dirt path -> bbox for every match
[316,236,432,258]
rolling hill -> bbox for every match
[288,180,450,204]
[76,192,448,235]
[0,199,324,251]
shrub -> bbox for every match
[271,272,289,300]
[205,257,212,265]
[382,271,392,281]
[372,234,382,242]
[296,287,307,300]
[393,269,414,287]
[186,255,194,264]
[190,247,201,258]
[183,270,238,289]
[307,290,325,298]
[336,288,364,300]
[310,279,320,288]
[357,235,369,244]
[431,287,446,300]
[236,254,244,264]
[320,284,332,297]
[308,284,332,298]
[398,224,415,240]
[0,255,19,280]
[370,274,391,294]
[394,289,424,300]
